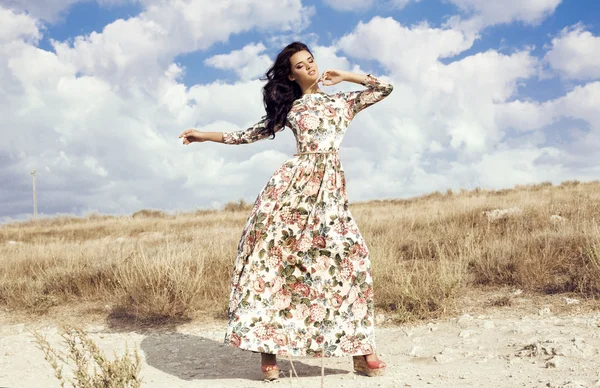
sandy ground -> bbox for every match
[1,293,600,388]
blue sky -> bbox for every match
[1,0,600,221]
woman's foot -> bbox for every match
[261,353,280,381]
[353,353,386,377]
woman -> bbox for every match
[179,42,393,381]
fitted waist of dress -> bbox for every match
[293,150,339,156]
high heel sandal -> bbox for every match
[261,363,280,381]
[353,354,386,377]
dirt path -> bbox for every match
[1,295,599,388]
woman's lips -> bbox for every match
[309,70,316,75]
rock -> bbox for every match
[433,354,453,364]
[547,336,568,343]
[476,355,493,364]
[457,314,473,324]
[511,326,531,334]
[571,338,597,357]
[0,324,24,335]
[538,307,552,316]
[459,330,474,338]
[407,345,424,357]
[550,215,565,222]
[85,324,106,333]
[509,357,522,365]
[482,320,495,329]
[563,297,580,305]
[561,381,588,388]
[426,322,438,332]
[375,313,386,324]
[545,356,562,368]
[434,348,458,364]
[483,207,523,222]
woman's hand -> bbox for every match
[320,69,348,86]
[178,129,206,145]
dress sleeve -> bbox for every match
[343,74,394,119]
[222,119,284,145]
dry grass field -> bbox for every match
[1,180,599,324]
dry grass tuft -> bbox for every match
[32,325,141,387]
[1,179,600,322]
[488,295,514,307]
[223,198,253,212]
[131,209,169,219]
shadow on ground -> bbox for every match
[140,333,350,381]
[104,307,193,334]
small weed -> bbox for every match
[32,326,142,388]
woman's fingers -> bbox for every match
[178,128,193,138]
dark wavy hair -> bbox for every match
[259,41,312,139]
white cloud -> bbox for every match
[323,0,421,12]
[204,42,272,81]
[50,0,313,84]
[446,0,562,32]
[495,100,555,132]
[551,81,600,126]
[1,0,84,22]
[336,17,538,157]
[545,25,600,80]
[337,17,476,77]
[1,0,142,23]
[0,6,40,43]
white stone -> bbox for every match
[561,381,588,388]
[433,354,453,364]
[407,345,424,357]
[545,356,562,368]
[483,207,523,222]
[459,330,474,338]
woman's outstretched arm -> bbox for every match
[178,119,283,146]
[222,119,283,145]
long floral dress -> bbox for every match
[222,74,393,358]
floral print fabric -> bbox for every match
[222,74,393,357]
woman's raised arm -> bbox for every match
[342,73,393,119]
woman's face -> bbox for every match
[288,50,319,88]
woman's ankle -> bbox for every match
[261,353,277,364]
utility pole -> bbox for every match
[31,169,37,220]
